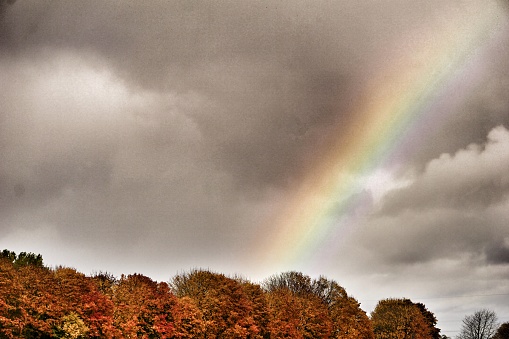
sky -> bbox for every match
[1,0,509,336]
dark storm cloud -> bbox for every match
[0,0,15,16]
[486,241,509,264]
[1,0,366,190]
[4,0,501,192]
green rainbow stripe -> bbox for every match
[259,2,507,271]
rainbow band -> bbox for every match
[259,2,507,271]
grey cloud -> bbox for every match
[485,240,509,265]
[4,0,504,193]
[0,0,15,15]
[0,2,506,225]
[401,36,509,170]
[342,127,509,269]
[0,0,15,18]
[380,126,509,215]
[0,53,278,266]
[1,0,365,191]
[357,209,493,266]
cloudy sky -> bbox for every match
[1,0,509,336]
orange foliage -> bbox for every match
[112,274,180,338]
[1,251,440,339]
[172,269,263,338]
[371,298,433,339]
[266,288,332,339]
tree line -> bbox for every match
[0,250,507,338]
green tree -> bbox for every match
[0,250,16,263]
[0,249,44,268]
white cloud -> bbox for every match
[321,126,509,283]
[380,125,509,214]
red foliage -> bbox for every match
[3,251,436,339]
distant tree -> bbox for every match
[371,298,433,339]
[493,321,509,339]
[0,249,17,263]
[14,252,44,268]
[0,249,44,268]
[457,309,498,339]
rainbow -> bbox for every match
[258,2,508,272]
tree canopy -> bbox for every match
[370,298,440,339]
[0,249,451,339]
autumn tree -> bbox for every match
[264,272,373,339]
[266,287,332,338]
[371,298,434,339]
[112,273,179,338]
[0,249,440,339]
[264,271,315,296]
[235,277,270,338]
[167,296,206,338]
[263,272,333,338]
[457,309,499,339]
[90,271,117,297]
[172,269,261,338]
[312,276,373,339]
[0,257,28,338]
[51,267,117,338]
[0,257,57,337]
[412,302,440,339]
[57,312,89,339]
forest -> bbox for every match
[0,250,506,339]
